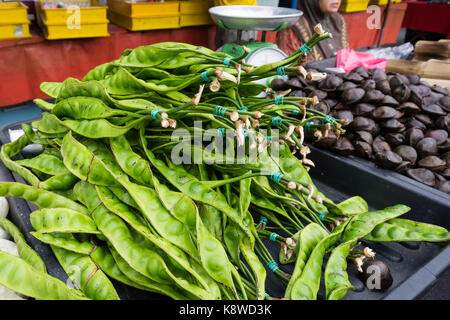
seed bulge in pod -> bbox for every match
[342,88,365,104]
[270,78,289,91]
[286,77,304,90]
[416,137,438,158]
[361,79,376,91]
[421,104,446,116]
[393,84,411,103]
[414,113,433,127]
[344,72,364,83]
[372,68,387,82]
[375,150,403,169]
[385,132,405,147]
[371,106,398,121]
[425,130,448,145]
[332,137,355,156]
[354,141,373,159]
[405,128,424,147]
[364,89,385,104]
[381,119,405,133]
[417,156,446,172]
[351,116,376,132]
[373,136,392,154]
[407,168,436,186]
[409,85,423,107]
[438,96,450,112]
[355,131,373,144]
[405,117,427,131]
[434,115,449,132]
[337,81,358,92]
[407,74,421,85]
[376,80,392,96]
[378,95,398,107]
[398,102,420,116]
[394,145,417,165]
[309,89,327,100]
[352,103,376,116]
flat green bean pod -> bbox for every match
[324,240,357,300]
[0,251,88,300]
[342,205,411,243]
[364,218,450,243]
[83,62,116,81]
[0,218,47,272]
[32,113,68,134]
[33,99,55,112]
[30,208,100,234]
[40,81,62,98]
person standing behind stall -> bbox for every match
[276,0,348,62]
[213,0,259,49]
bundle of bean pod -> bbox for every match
[0,24,449,301]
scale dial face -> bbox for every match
[246,47,288,97]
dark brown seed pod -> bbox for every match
[397,73,410,85]
[371,106,398,121]
[373,136,392,154]
[438,139,450,153]
[323,99,338,109]
[364,89,385,104]
[318,74,343,91]
[344,72,364,83]
[380,119,405,133]
[361,79,377,91]
[414,113,433,127]
[398,102,420,116]
[333,110,354,126]
[358,260,393,291]
[417,156,446,172]
[416,137,438,158]
[443,151,450,167]
[333,102,349,111]
[312,102,330,114]
[437,180,450,194]
[289,90,306,98]
[385,132,405,148]
[351,66,370,78]
[332,137,355,155]
[422,95,437,106]
[309,89,327,100]
[286,77,304,89]
[372,68,387,82]
[314,130,338,149]
[351,116,376,132]
[378,95,398,107]
[375,150,403,169]
[352,103,376,116]
[395,161,411,174]
[270,78,289,91]
[389,75,404,90]
[375,80,392,95]
[417,84,431,97]
[394,145,418,165]
[425,130,448,145]
[337,81,358,92]
[434,115,450,132]
[407,74,421,85]
[407,168,436,186]
[409,85,423,107]
[354,141,373,159]
[393,84,411,103]
[405,128,425,147]
[405,117,427,131]
[342,88,365,104]
[421,104,446,116]
[355,131,374,145]
[441,167,450,179]
[431,84,448,95]
[438,96,450,112]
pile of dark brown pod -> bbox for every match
[271,67,450,194]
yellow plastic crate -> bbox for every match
[0,23,31,41]
[108,11,180,31]
[179,0,213,27]
[107,0,179,18]
[0,2,28,25]
[339,0,369,13]
[42,23,109,40]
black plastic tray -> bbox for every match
[0,118,449,300]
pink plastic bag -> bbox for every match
[336,49,388,73]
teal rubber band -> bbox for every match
[214,105,227,117]
[243,129,249,137]
[305,122,313,131]
[324,115,336,124]
[274,96,284,105]
[292,109,300,116]
[264,292,269,298]
[300,44,311,54]
[277,66,286,76]
[259,216,268,225]
[319,214,325,221]
[269,232,279,241]
[266,261,279,272]
[217,128,226,137]
[201,71,211,82]
[150,109,160,120]
[266,136,272,141]
[223,57,232,66]
[271,116,284,127]
[239,106,248,111]
[270,171,284,183]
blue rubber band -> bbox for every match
[274,96,284,105]
[264,292,269,298]
[217,128,226,137]
[319,214,325,221]
[266,136,272,141]
[239,106,248,111]
[259,216,268,225]
[292,109,300,116]
[223,57,232,66]
[300,44,312,54]
[242,129,249,137]
[266,261,279,272]
[269,232,279,242]
[305,122,313,131]
[271,116,284,127]
[201,71,211,83]
[150,109,160,120]
[277,66,286,76]
[270,172,284,183]
[214,105,227,117]
[323,115,336,124]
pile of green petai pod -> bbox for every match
[0,24,449,300]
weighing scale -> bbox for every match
[209,5,303,64]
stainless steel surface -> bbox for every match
[209,5,303,31]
